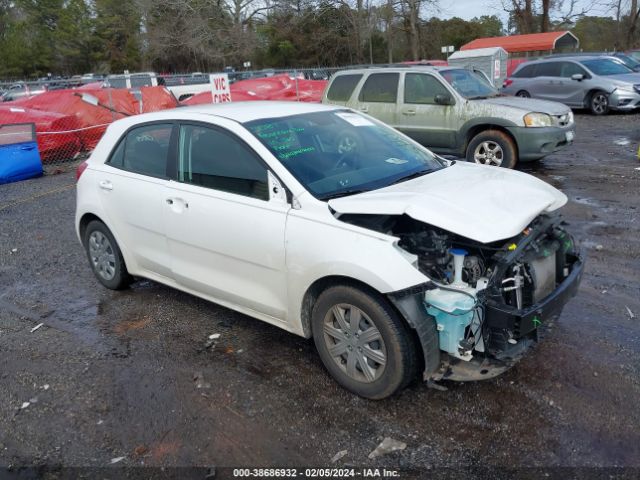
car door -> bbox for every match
[556,61,592,106]
[396,72,457,150]
[354,72,399,125]
[164,122,290,320]
[94,122,175,279]
[528,62,562,101]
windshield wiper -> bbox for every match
[390,168,433,185]
[320,189,370,201]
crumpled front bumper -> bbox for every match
[437,252,584,382]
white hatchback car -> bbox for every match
[76,102,583,399]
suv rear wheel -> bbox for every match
[466,130,517,169]
[311,284,418,399]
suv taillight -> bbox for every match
[76,161,88,181]
[503,78,513,88]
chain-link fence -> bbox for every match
[0,67,349,174]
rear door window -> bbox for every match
[513,64,536,78]
[359,73,399,103]
[534,62,561,77]
[326,74,362,101]
[110,123,174,177]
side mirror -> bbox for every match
[268,171,288,204]
[434,94,454,105]
[571,73,584,81]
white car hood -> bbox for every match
[328,162,567,244]
[479,96,571,115]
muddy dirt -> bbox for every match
[1,112,639,478]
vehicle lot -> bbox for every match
[0,113,639,475]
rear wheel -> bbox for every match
[589,91,609,115]
[516,90,530,98]
[466,130,517,169]
[312,284,418,399]
[83,220,132,290]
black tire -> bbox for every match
[311,284,418,399]
[466,130,518,169]
[83,220,132,290]
[588,90,609,115]
[515,90,530,98]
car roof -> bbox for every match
[334,66,451,75]
[527,55,606,64]
[178,101,343,123]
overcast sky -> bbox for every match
[436,0,613,23]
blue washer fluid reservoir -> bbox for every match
[425,288,475,361]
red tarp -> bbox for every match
[0,105,82,162]
[7,86,178,150]
[182,74,328,106]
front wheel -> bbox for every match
[516,90,531,98]
[312,284,418,399]
[589,91,609,115]
[466,130,517,168]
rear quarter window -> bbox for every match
[326,74,362,101]
[513,64,536,78]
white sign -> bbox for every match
[441,46,447,54]
[494,59,501,79]
[209,73,231,103]
[448,45,455,53]
[243,61,251,68]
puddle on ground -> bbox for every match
[614,138,631,146]
[572,196,601,207]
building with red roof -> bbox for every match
[461,31,579,55]
[460,31,580,76]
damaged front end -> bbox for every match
[341,212,584,383]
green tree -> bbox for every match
[94,0,142,73]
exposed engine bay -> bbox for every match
[336,212,583,381]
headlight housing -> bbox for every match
[616,83,640,93]
[524,112,553,127]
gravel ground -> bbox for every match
[1,112,639,479]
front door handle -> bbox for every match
[402,109,416,116]
[359,106,368,113]
[20,145,36,151]
[167,198,189,208]
[98,180,113,191]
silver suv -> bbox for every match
[503,56,640,115]
[323,66,575,168]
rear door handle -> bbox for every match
[98,180,113,191]
[402,109,416,116]
[20,145,36,151]
[359,106,368,113]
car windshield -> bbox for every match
[244,110,445,200]
[440,68,498,99]
[614,54,640,70]
[580,58,633,76]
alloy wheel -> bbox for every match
[322,303,387,383]
[473,140,504,166]
[592,93,608,114]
